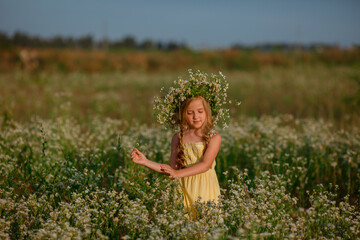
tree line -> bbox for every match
[0,31,358,52]
[0,31,189,51]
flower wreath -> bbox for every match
[153,69,232,130]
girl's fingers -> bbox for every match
[160,167,169,173]
[160,165,169,171]
[131,149,140,158]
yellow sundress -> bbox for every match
[179,142,221,217]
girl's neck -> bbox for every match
[186,128,202,136]
[183,128,203,143]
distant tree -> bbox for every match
[166,41,179,51]
[122,36,137,49]
[12,31,31,47]
[99,38,109,50]
[140,39,157,50]
[231,44,245,50]
[156,41,164,50]
[178,41,189,51]
[0,31,11,48]
[51,36,67,48]
[0,32,9,42]
[109,40,124,49]
[78,35,93,49]
[65,37,76,48]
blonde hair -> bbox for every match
[176,96,214,169]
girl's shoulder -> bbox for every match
[209,131,221,144]
[173,131,180,139]
[208,129,221,140]
[209,129,219,137]
[205,132,221,151]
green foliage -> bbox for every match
[0,116,359,239]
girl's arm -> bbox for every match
[161,134,222,178]
[130,133,180,174]
[131,148,166,174]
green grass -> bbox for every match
[0,65,359,238]
[0,64,359,129]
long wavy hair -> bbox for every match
[176,96,214,169]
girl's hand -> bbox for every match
[131,148,147,165]
[160,164,179,179]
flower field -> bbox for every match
[0,63,360,239]
[0,114,359,239]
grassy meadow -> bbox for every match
[0,51,360,239]
[1,64,360,128]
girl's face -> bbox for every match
[185,98,207,129]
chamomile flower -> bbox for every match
[153,69,232,129]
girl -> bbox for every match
[131,96,221,215]
[131,70,229,216]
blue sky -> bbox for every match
[0,0,359,48]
